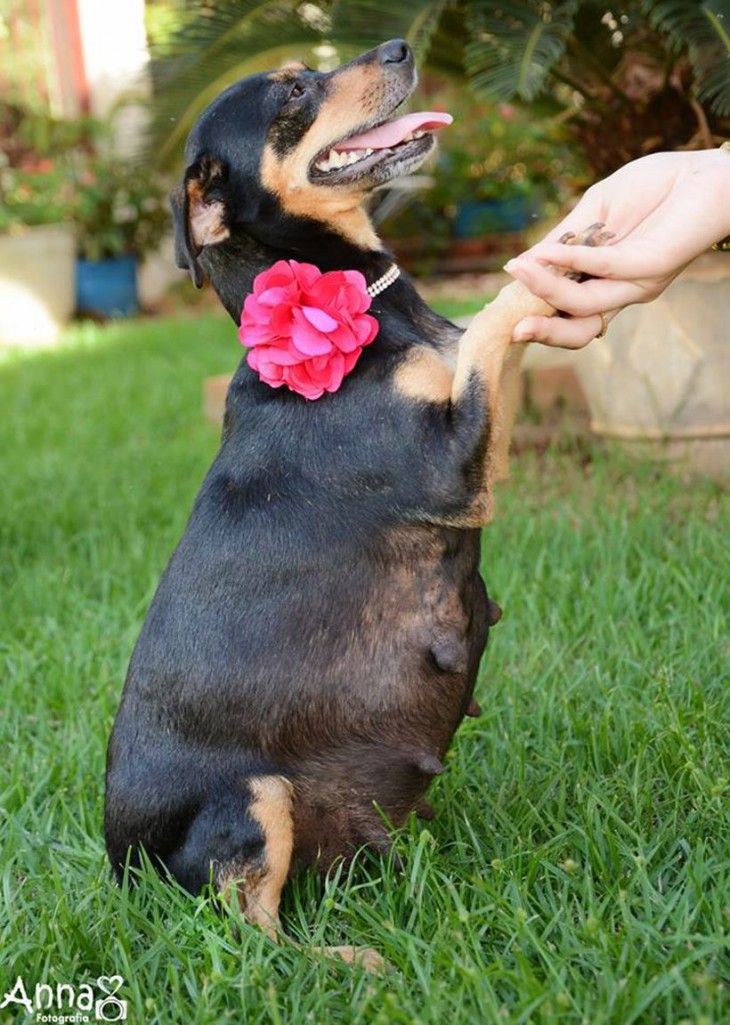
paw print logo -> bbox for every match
[95,976,127,1022]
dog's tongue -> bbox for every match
[333,111,453,151]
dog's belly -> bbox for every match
[121,521,489,868]
[276,529,490,868]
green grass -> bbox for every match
[425,296,487,321]
[1,315,728,1025]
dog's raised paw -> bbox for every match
[559,222,616,280]
[560,221,615,248]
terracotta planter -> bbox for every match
[0,224,76,346]
[575,253,730,476]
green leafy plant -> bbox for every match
[68,153,170,262]
[430,92,583,209]
[0,162,75,231]
[0,101,170,259]
[145,0,730,174]
[462,0,730,172]
[378,90,584,256]
[0,102,92,233]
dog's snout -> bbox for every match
[377,39,412,66]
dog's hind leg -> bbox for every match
[216,776,295,940]
[215,776,386,973]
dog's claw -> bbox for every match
[562,221,608,248]
[557,221,614,280]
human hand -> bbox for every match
[504,147,730,349]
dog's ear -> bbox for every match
[170,156,230,288]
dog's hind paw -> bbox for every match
[321,944,391,974]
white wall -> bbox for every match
[76,0,150,155]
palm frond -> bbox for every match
[463,0,579,102]
[645,0,730,115]
[329,0,450,56]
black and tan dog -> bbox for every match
[105,40,608,966]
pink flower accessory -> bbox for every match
[238,260,398,401]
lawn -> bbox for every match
[1,314,728,1025]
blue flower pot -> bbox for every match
[453,197,539,238]
[75,255,139,318]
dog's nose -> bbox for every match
[378,39,412,65]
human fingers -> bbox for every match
[504,257,651,315]
[512,309,620,349]
[506,239,678,282]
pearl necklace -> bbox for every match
[366,264,401,298]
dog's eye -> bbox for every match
[289,83,305,100]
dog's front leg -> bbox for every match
[447,277,557,523]
[395,224,613,527]
[449,222,614,524]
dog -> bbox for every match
[105,39,608,967]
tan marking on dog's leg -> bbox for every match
[246,776,294,938]
[491,341,527,483]
[219,777,387,972]
[451,280,553,407]
[444,281,553,523]
[452,223,614,519]
[393,346,454,403]
[218,775,293,941]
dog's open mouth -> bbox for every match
[310,111,452,183]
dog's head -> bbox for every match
[171,40,451,286]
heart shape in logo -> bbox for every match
[96,976,124,996]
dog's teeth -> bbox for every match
[413,130,425,139]
[316,145,377,174]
